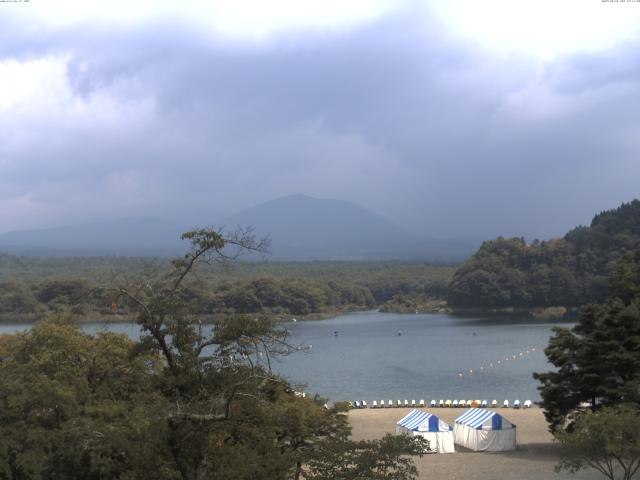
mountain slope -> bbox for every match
[220,194,411,259]
[448,199,640,308]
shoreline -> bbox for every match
[448,306,579,320]
[0,303,579,325]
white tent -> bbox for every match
[453,408,516,451]
[396,409,455,453]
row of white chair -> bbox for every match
[350,399,533,409]
[372,399,426,408]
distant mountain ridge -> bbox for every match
[0,195,478,260]
[448,199,640,308]
[0,218,188,256]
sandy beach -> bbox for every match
[348,407,601,480]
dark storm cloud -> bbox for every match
[1,7,639,238]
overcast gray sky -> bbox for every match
[1,0,639,239]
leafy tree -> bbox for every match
[305,434,428,480]
[272,395,351,480]
[35,279,90,305]
[534,252,640,431]
[555,406,640,480]
[0,314,168,480]
[0,281,40,315]
[113,228,426,479]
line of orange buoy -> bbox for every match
[456,347,540,378]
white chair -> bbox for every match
[445,399,452,407]
[440,399,446,407]
[389,400,394,408]
[362,400,368,409]
[481,400,488,408]
[429,399,435,408]
[524,400,532,408]
[411,399,416,407]
[458,400,466,408]
[372,400,377,408]
[396,400,402,408]
[491,399,498,408]
[503,399,510,408]
[379,400,385,408]
[354,401,361,409]
[452,400,459,408]
[420,399,426,407]
[404,399,409,408]
[513,400,521,409]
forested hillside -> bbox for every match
[448,200,640,308]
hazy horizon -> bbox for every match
[0,192,633,244]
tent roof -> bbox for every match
[397,409,451,432]
[455,408,515,430]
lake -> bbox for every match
[275,311,565,403]
[0,311,567,404]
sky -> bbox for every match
[1,0,640,239]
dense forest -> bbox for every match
[0,257,454,321]
[0,229,426,480]
[448,200,640,309]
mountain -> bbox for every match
[0,195,479,260]
[0,218,189,256]
[220,194,476,261]
[220,194,405,259]
[448,199,640,308]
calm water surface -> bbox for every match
[275,311,567,403]
[1,311,569,403]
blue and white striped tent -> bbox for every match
[453,408,516,451]
[396,409,455,453]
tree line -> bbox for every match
[0,259,454,320]
[448,200,640,308]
